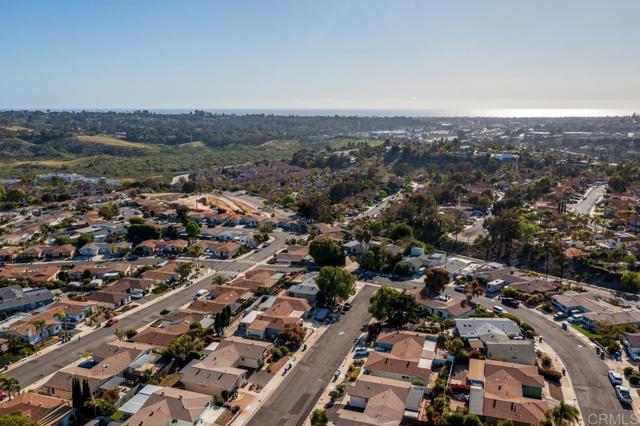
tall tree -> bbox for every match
[369,286,420,328]
[316,266,355,306]
[423,268,450,296]
[309,238,345,267]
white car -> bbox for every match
[608,370,623,386]
[194,289,209,299]
[492,306,507,315]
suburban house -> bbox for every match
[41,244,76,260]
[41,340,154,400]
[107,277,155,297]
[141,261,183,283]
[0,265,60,285]
[0,286,54,315]
[244,296,311,340]
[180,337,271,398]
[133,310,208,348]
[334,375,425,426]
[0,246,20,262]
[121,387,214,426]
[622,332,640,360]
[550,291,611,315]
[411,290,473,319]
[0,393,73,426]
[86,290,131,310]
[275,245,312,265]
[78,242,131,258]
[214,241,242,258]
[364,330,436,384]
[67,262,132,281]
[455,318,522,340]
[137,239,189,256]
[582,311,640,330]
[468,359,552,426]
[0,311,60,346]
[287,272,320,304]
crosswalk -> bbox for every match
[214,270,240,278]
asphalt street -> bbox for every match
[246,285,376,426]
[9,231,294,388]
[357,275,633,424]
[570,185,605,216]
[445,288,633,424]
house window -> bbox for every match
[402,375,410,380]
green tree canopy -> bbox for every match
[309,238,345,267]
[423,268,451,295]
[0,411,36,426]
[311,409,329,426]
[621,271,640,294]
[186,220,201,238]
[369,286,420,327]
[127,223,161,243]
[316,266,355,305]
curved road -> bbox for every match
[464,291,633,425]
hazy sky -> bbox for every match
[2,0,639,111]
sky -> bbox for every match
[1,0,639,113]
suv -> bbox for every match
[615,385,633,406]
[501,297,520,308]
[608,370,623,386]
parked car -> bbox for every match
[343,302,352,311]
[553,312,568,321]
[454,284,466,293]
[354,348,371,357]
[608,370,623,386]
[501,297,520,308]
[194,289,209,299]
[492,306,507,315]
[105,318,119,327]
[615,385,633,406]
[131,292,144,300]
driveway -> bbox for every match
[246,285,375,426]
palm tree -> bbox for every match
[54,311,67,336]
[188,244,203,259]
[213,275,228,286]
[464,279,484,305]
[547,402,580,426]
[32,319,46,349]
[0,375,21,399]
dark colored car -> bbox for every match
[502,297,520,308]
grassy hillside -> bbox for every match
[0,141,301,179]
[48,135,159,156]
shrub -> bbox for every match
[540,354,552,369]
[499,313,521,325]
[624,367,634,377]
[539,368,562,381]
[630,374,640,386]
[347,367,361,381]
[271,347,283,362]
